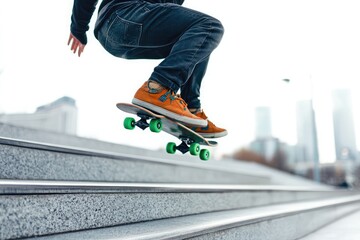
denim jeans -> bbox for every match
[97,0,224,109]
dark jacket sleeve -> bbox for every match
[70,0,99,44]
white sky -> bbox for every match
[1,0,360,162]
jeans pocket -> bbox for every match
[106,15,142,47]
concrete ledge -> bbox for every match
[0,180,333,194]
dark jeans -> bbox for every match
[97,0,224,109]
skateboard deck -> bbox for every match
[116,102,217,161]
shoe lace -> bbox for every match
[159,91,188,110]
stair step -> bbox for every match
[31,195,360,240]
[0,137,269,184]
[0,180,351,239]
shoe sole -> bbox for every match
[132,98,208,127]
[198,130,228,139]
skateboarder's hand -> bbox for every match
[68,33,85,57]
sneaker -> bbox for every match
[132,81,207,127]
[191,110,228,138]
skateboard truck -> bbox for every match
[124,114,162,133]
[134,114,154,130]
[176,140,192,154]
[166,137,210,161]
[135,117,149,130]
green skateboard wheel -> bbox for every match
[200,149,210,161]
[166,142,177,154]
[124,117,136,130]
[189,143,200,156]
[150,119,162,133]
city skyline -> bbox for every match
[253,87,359,164]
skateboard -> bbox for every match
[116,103,217,161]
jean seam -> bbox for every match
[184,19,214,80]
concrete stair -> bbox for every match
[33,195,360,240]
[1,122,360,239]
[0,137,268,184]
[1,180,359,240]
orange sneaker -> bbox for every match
[132,81,207,127]
[191,110,228,138]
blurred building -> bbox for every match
[251,106,295,171]
[255,106,272,139]
[250,137,279,162]
[251,100,321,178]
[0,96,77,135]
[332,89,358,161]
[296,100,319,163]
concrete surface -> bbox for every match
[301,209,360,240]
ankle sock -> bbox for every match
[189,108,201,114]
[147,80,164,93]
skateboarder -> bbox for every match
[68,0,227,138]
